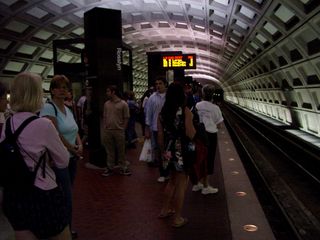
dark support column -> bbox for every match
[84,7,122,166]
[122,44,133,91]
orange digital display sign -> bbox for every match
[162,54,196,69]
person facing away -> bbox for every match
[138,87,154,136]
[144,78,169,183]
[184,82,196,110]
[157,82,196,228]
[39,74,82,238]
[0,72,71,240]
[192,84,224,195]
[124,90,139,148]
[102,85,132,176]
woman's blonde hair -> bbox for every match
[10,72,43,113]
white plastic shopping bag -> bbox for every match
[139,139,152,162]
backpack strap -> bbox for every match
[46,101,58,117]
[5,115,45,178]
[35,150,47,178]
[5,115,39,141]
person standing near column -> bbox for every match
[40,75,82,238]
[192,84,223,195]
[144,78,168,182]
[102,85,131,176]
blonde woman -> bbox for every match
[0,72,71,239]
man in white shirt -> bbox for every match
[193,84,223,195]
[144,78,168,182]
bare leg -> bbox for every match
[201,175,209,188]
[159,174,176,216]
[172,172,189,225]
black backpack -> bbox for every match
[0,116,45,191]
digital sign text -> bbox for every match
[162,54,196,69]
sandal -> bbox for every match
[158,210,175,219]
[172,218,188,228]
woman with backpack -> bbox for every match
[157,82,196,228]
[0,72,71,239]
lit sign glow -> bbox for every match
[162,54,196,69]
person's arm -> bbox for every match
[215,105,224,129]
[144,98,152,139]
[184,107,196,140]
[123,118,129,130]
[157,116,164,154]
[44,120,69,168]
[50,119,78,155]
[59,131,77,153]
[103,102,107,129]
[74,133,83,157]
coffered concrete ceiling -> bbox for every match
[1,0,320,138]
[0,0,319,88]
[0,0,276,83]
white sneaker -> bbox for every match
[192,183,204,192]
[201,186,218,195]
[157,176,165,183]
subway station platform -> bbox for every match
[0,123,276,240]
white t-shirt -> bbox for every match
[142,96,149,109]
[77,95,86,109]
[77,95,87,128]
[195,101,223,133]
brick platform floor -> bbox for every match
[72,141,231,240]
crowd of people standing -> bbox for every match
[0,71,224,239]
